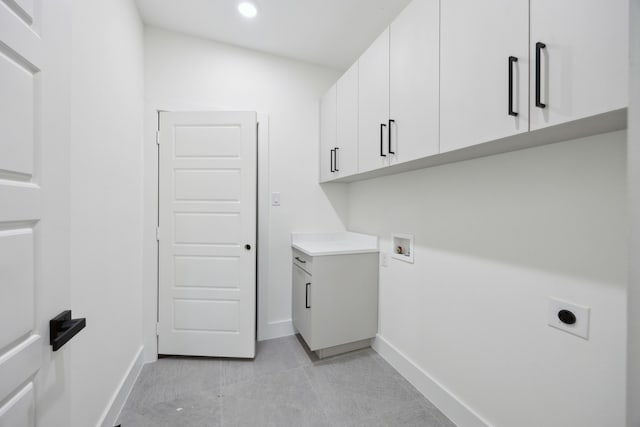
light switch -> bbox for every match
[271,192,281,206]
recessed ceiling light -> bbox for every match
[238,2,258,18]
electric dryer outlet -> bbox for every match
[548,297,590,339]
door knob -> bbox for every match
[244,244,251,250]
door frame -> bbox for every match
[142,105,269,361]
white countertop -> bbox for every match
[291,232,379,256]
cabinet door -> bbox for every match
[530,0,628,130]
[319,84,337,183]
[358,28,390,173]
[292,264,312,342]
[335,62,358,177]
[440,0,529,153]
[389,0,439,164]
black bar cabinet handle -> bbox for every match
[305,282,311,308]
[535,42,546,109]
[295,256,306,264]
[508,56,518,117]
[380,123,387,157]
[334,147,339,172]
[388,119,395,154]
[330,149,335,172]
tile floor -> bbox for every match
[117,335,456,427]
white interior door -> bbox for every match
[159,111,257,358]
[0,0,71,426]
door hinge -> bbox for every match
[156,323,160,336]
[155,131,160,145]
[156,227,160,241]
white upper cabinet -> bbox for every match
[440,0,529,153]
[336,62,359,177]
[389,0,439,164]
[358,28,390,173]
[529,0,629,130]
[319,0,628,183]
[319,83,336,183]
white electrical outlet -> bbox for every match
[548,297,590,340]
[380,252,388,268]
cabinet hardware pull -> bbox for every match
[305,282,311,308]
[508,56,518,116]
[295,256,306,264]
[388,119,395,154]
[380,123,387,157]
[330,148,335,172]
[535,42,547,109]
[334,147,339,172]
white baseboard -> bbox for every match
[258,319,295,341]
[372,335,492,427]
[98,345,145,427]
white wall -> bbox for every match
[70,0,145,425]
[142,26,347,360]
[349,132,627,427]
[628,1,640,426]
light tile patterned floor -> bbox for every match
[117,335,456,427]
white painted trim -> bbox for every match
[256,114,271,342]
[98,346,144,427]
[259,319,295,341]
[372,335,492,427]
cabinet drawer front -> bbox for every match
[292,249,312,274]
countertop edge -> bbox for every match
[292,244,379,257]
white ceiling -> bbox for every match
[134,0,412,70]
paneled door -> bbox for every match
[158,111,257,358]
[0,0,72,426]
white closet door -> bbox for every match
[158,111,257,358]
[358,28,390,173]
[440,0,529,153]
[389,0,439,164]
[530,0,629,130]
[0,1,72,425]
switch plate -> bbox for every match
[380,252,388,268]
[271,192,280,206]
[548,297,590,339]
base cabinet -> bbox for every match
[292,249,378,355]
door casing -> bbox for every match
[143,108,270,361]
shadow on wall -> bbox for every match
[319,182,350,229]
[348,130,627,287]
